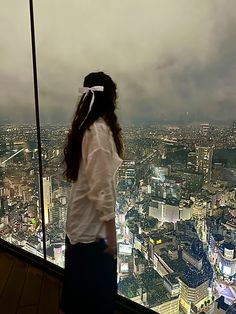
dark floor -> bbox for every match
[0,248,123,314]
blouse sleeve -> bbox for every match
[83,123,116,222]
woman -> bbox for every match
[60,72,123,314]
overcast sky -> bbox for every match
[0,0,236,125]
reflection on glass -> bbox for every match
[0,2,43,257]
[39,126,70,267]
[0,127,44,258]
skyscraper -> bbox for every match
[118,160,136,186]
[232,120,236,137]
[179,278,209,313]
[195,146,214,184]
[43,176,52,225]
[200,123,210,137]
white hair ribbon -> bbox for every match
[78,85,104,129]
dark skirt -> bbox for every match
[60,236,117,314]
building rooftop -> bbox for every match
[161,254,212,288]
[213,233,224,242]
[183,247,203,261]
[164,273,179,286]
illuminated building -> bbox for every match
[43,176,52,225]
[187,152,196,171]
[200,123,210,136]
[232,121,236,136]
[178,203,192,220]
[192,200,206,219]
[50,202,63,225]
[179,278,209,313]
[148,235,163,260]
[151,296,179,314]
[153,166,169,182]
[149,200,164,221]
[117,242,133,278]
[196,219,208,244]
[118,160,136,186]
[218,242,236,277]
[150,175,180,202]
[195,146,214,184]
[134,234,144,252]
[149,200,179,223]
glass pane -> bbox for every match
[0,1,43,258]
[34,0,236,313]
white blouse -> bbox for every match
[66,118,122,244]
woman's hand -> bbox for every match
[104,218,117,257]
[104,242,117,257]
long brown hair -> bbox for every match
[64,72,123,182]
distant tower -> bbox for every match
[187,152,196,171]
[43,176,52,224]
[200,123,210,137]
[118,160,136,187]
[195,146,214,184]
[232,121,236,137]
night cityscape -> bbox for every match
[1,121,236,313]
[1,1,236,312]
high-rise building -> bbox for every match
[179,207,192,221]
[179,278,209,313]
[153,166,169,182]
[218,242,236,277]
[195,146,214,184]
[136,280,180,314]
[232,120,236,137]
[200,123,210,137]
[187,152,196,171]
[43,176,52,225]
[118,160,136,186]
[151,296,179,314]
[192,199,207,219]
[149,200,179,223]
[149,199,164,220]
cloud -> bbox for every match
[0,0,236,124]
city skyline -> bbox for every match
[1,0,236,124]
[1,122,236,313]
